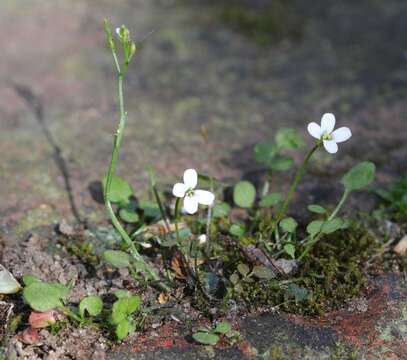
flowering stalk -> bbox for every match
[103,19,161,283]
[276,144,320,222]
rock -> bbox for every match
[58,219,75,237]
[393,235,407,255]
[0,264,21,294]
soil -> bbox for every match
[1,0,407,358]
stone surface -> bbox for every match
[0,0,407,358]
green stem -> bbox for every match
[174,197,181,243]
[276,144,319,222]
[103,29,160,284]
[298,189,350,260]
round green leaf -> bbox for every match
[233,181,256,208]
[116,319,132,340]
[79,295,103,317]
[237,264,250,277]
[23,282,69,312]
[259,193,282,208]
[213,203,231,218]
[103,250,131,268]
[270,156,294,171]
[251,266,275,280]
[284,244,296,259]
[279,217,298,233]
[307,204,326,214]
[214,321,232,334]
[119,208,139,223]
[193,332,220,345]
[321,218,343,234]
[275,128,305,150]
[254,142,276,164]
[102,175,133,203]
[306,220,324,237]
[229,224,245,238]
[341,162,376,192]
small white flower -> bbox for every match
[307,113,352,154]
[172,169,215,215]
[115,27,121,36]
[197,234,207,245]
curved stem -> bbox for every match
[276,144,319,222]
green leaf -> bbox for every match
[259,193,282,207]
[113,289,132,299]
[111,296,141,325]
[306,220,324,237]
[270,156,294,171]
[233,181,256,208]
[23,282,69,312]
[275,128,304,151]
[279,217,298,233]
[22,275,40,287]
[251,266,275,280]
[79,295,103,317]
[102,175,133,203]
[286,284,309,301]
[321,218,343,234]
[138,200,161,219]
[341,162,376,192]
[103,250,131,268]
[213,203,231,218]
[237,264,250,277]
[119,208,139,223]
[307,204,326,214]
[254,142,276,164]
[284,244,296,259]
[116,319,132,340]
[229,224,246,238]
[214,321,232,335]
[192,332,220,345]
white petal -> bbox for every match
[321,113,336,134]
[323,140,338,154]
[172,183,187,198]
[331,127,352,143]
[115,27,121,35]
[194,190,215,206]
[183,169,198,189]
[307,122,322,139]
[183,196,199,214]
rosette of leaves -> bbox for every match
[192,321,239,346]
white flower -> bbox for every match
[307,113,352,154]
[172,169,215,214]
[115,27,121,36]
[197,234,207,245]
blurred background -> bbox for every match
[1,0,406,229]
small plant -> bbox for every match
[374,174,407,221]
[192,321,239,346]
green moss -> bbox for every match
[225,223,378,315]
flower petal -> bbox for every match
[183,169,198,189]
[321,113,336,134]
[323,140,338,154]
[331,127,352,143]
[307,122,322,139]
[172,183,187,198]
[194,190,215,206]
[183,196,199,214]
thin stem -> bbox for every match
[174,197,181,244]
[103,26,161,284]
[328,189,349,221]
[276,144,319,222]
[298,189,350,260]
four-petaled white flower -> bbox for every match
[307,113,352,154]
[173,169,215,214]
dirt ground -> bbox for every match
[1,0,407,358]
